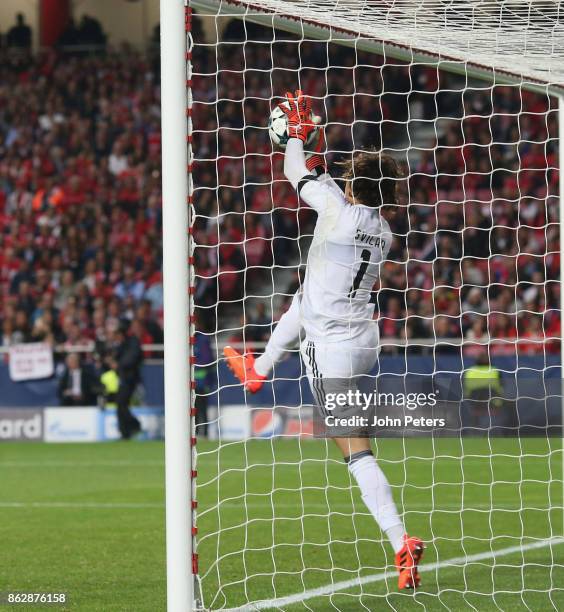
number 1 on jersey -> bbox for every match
[348,249,371,298]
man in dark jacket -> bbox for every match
[114,322,143,439]
[58,353,98,406]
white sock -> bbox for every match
[385,524,407,555]
[348,454,406,554]
[253,352,274,377]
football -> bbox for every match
[268,102,319,148]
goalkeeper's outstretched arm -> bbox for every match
[284,138,313,190]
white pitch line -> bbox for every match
[0,501,163,509]
[224,536,564,611]
[0,460,165,467]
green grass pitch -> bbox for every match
[1,438,563,610]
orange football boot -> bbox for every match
[396,535,425,590]
[223,346,266,393]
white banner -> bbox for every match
[208,404,251,440]
[9,342,54,382]
[44,407,99,442]
[101,407,164,441]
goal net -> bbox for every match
[186,0,564,609]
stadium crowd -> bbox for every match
[0,14,559,364]
[0,46,163,357]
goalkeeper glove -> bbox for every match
[279,89,316,143]
[305,125,327,175]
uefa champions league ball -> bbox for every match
[268,102,319,149]
[268,105,291,147]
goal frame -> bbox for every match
[160,1,564,610]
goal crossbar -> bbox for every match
[192,0,564,97]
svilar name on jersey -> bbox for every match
[355,228,386,250]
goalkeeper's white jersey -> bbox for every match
[299,173,393,344]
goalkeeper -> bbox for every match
[224,90,424,589]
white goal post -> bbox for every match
[161,0,192,610]
[160,1,564,610]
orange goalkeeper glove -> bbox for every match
[278,89,316,143]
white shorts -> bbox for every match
[300,324,380,417]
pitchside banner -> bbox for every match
[207,404,251,440]
[0,409,43,441]
[100,407,164,441]
[251,406,314,438]
[44,407,164,442]
[44,407,99,442]
[0,406,165,442]
[207,405,314,440]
